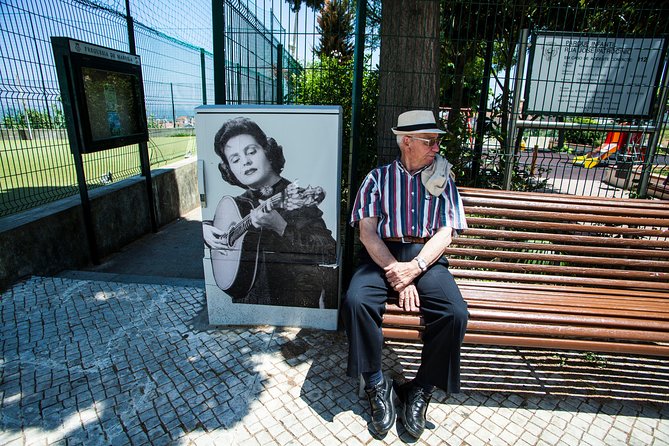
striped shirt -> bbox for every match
[350,159,468,238]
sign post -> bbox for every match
[51,37,150,263]
[525,33,666,117]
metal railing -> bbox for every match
[0,0,204,216]
[2,0,669,220]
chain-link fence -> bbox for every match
[368,0,669,200]
[0,0,306,217]
[2,0,668,219]
[0,0,211,216]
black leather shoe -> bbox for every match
[364,375,396,436]
[395,380,433,439]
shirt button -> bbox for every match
[411,192,414,196]
[411,226,415,230]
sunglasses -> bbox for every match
[408,135,443,146]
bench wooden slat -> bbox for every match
[466,217,669,237]
[467,300,669,319]
[383,319,669,342]
[451,269,669,290]
[444,247,669,270]
[450,238,669,259]
[464,206,669,227]
[384,295,669,318]
[469,320,669,343]
[461,228,669,249]
[462,198,669,217]
[460,334,669,357]
[464,293,669,315]
[449,260,669,282]
[460,187,669,212]
[384,309,669,331]
[383,330,669,357]
[457,281,669,300]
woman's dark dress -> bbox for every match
[227,178,337,308]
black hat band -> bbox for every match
[393,123,439,131]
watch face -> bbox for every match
[416,257,427,271]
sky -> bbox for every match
[0,0,324,120]
[119,0,320,62]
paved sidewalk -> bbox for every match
[1,275,668,445]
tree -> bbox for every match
[288,55,379,194]
[286,0,440,165]
[316,0,354,61]
[2,108,65,129]
[284,0,325,12]
[376,0,441,165]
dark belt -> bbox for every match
[383,236,428,244]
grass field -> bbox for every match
[0,135,196,216]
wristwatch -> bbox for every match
[414,256,428,272]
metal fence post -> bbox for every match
[213,0,226,104]
[277,43,284,104]
[342,0,367,288]
[170,82,176,127]
[236,63,242,103]
[504,28,529,190]
[637,58,669,198]
[126,0,157,232]
[200,47,207,104]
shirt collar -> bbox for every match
[394,157,431,177]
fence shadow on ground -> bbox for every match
[387,340,669,406]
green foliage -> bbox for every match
[284,0,325,13]
[316,0,354,61]
[473,154,549,192]
[582,351,607,367]
[551,353,568,367]
[287,55,379,184]
[147,114,161,129]
[2,108,65,129]
[438,0,666,191]
[364,0,381,51]
[563,117,606,147]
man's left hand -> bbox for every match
[398,284,420,312]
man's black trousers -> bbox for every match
[342,241,468,393]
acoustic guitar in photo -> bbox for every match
[210,184,326,299]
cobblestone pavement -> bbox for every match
[1,275,668,445]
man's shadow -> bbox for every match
[290,327,415,438]
[295,333,669,440]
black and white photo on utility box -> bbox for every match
[196,106,341,328]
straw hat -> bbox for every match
[391,110,446,135]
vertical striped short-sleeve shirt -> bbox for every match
[350,159,468,238]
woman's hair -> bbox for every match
[213,117,285,188]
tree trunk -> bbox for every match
[445,41,477,154]
[376,0,440,165]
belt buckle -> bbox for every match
[400,236,411,244]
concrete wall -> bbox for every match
[0,159,199,290]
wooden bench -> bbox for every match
[383,187,669,357]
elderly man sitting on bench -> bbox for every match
[342,109,469,439]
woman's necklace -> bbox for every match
[259,185,274,198]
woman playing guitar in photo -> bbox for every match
[202,117,337,309]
